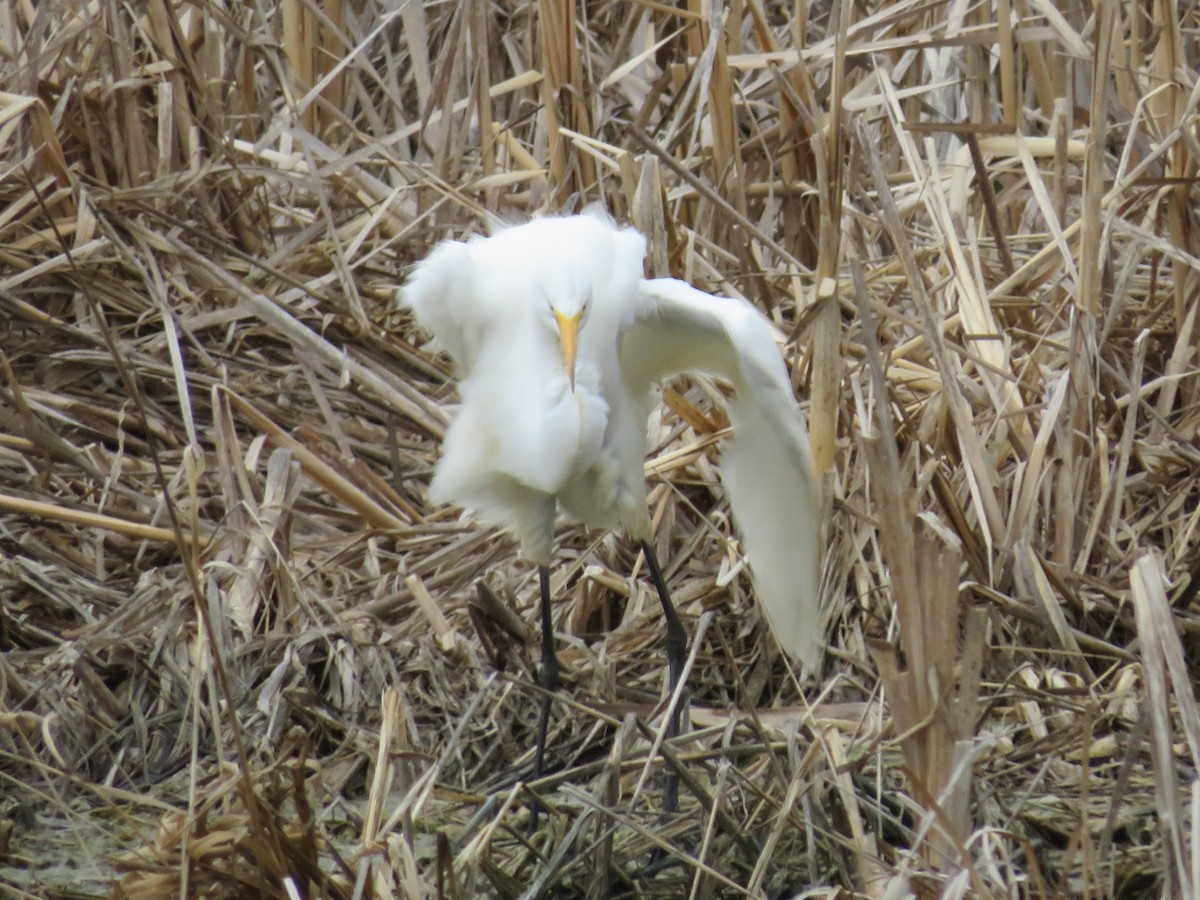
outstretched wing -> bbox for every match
[620,278,823,671]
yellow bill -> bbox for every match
[553,309,582,391]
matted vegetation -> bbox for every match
[1,0,1198,896]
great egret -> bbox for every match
[403,210,821,804]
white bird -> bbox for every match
[402,210,821,803]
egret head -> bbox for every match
[539,270,592,391]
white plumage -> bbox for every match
[403,210,822,671]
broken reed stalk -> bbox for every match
[539,0,595,199]
[853,249,983,878]
[1131,553,1200,897]
[863,439,985,876]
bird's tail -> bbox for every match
[721,367,823,673]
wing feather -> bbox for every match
[621,278,823,670]
[400,238,480,370]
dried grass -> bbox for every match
[1,1,1198,897]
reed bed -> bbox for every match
[1,1,1197,897]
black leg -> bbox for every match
[640,539,687,813]
[531,565,559,829]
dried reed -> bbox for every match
[1,1,1197,897]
